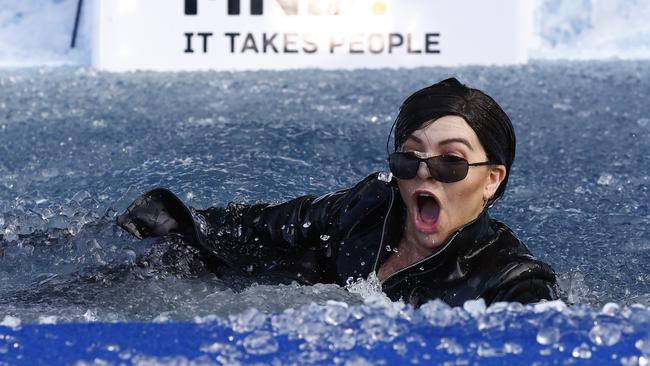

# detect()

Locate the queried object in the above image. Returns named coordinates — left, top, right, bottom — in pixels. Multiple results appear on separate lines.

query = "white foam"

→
left=0, top=315, right=21, bottom=329
left=344, top=272, right=400, bottom=315
left=463, top=298, right=487, bottom=317
left=533, top=299, right=569, bottom=313
left=37, top=315, right=58, bottom=324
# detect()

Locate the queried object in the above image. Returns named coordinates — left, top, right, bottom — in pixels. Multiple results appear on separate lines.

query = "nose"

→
left=416, top=160, right=432, bottom=180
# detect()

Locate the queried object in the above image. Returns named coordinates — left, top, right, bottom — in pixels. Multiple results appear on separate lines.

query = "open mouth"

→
left=414, top=191, right=440, bottom=231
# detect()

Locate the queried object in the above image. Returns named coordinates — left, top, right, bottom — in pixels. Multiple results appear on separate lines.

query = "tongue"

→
left=419, top=198, right=439, bottom=224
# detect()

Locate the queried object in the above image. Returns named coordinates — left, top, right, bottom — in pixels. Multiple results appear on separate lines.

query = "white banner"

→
left=92, top=0, right=532, bottom=71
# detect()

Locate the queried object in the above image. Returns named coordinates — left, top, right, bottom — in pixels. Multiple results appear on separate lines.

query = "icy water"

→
left=0, top=60, right=649, bottom=332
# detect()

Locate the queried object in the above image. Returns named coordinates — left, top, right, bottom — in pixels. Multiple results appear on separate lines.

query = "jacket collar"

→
left=377, top=187, right=495, bottom=286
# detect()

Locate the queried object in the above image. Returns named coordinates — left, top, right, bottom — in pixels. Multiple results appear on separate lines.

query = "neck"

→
left=396, top=215, right=441, bottom=265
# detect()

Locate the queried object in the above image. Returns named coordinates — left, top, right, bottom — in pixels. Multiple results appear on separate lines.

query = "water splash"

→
left=345, top=273, right=390, bottom=304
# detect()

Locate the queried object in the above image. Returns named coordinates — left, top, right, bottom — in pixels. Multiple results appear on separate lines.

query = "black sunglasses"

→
left=388, top=152, right=493, bottom=183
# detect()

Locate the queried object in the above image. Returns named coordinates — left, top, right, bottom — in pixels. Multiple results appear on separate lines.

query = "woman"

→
left=118, top=78, right=558, bottom=307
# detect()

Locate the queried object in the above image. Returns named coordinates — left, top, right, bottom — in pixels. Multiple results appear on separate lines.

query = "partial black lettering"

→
left=184, top=32, right=194, bottom=53
left=302, top=34, right=318, bottom=54
left=368, top=33, right=384, bottom=54
left=224, top=32, right=240, bottom=53
left=349, top=34, right=364, bottom=54
left=242, top=33, right=259, bottom=53
left=251, top=0, right=263, bottom=15
left=425, top=33, right=440, bottom=54
left=198, top=32, right=213, bottom=53
left=283, top=33, right=298, bottom=53
left=263, top=33, right=279, bottom=53
left=329, top=36, right=344, bottom=53
left=388, top=33, right=403, bottom=54
left=228, top=0, right=240, bottom=15
left=407, top=33, right=422, bottom=54
left=185, top=0, right=197, bottom=15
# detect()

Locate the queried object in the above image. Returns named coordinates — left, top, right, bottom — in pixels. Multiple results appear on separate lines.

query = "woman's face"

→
left=396, top=115, right=506, bottom=249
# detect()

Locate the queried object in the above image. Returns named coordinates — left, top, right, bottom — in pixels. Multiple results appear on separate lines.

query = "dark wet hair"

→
left=387, top=77, right=516, bottom=205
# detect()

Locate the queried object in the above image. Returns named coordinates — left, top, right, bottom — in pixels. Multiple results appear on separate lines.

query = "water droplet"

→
left=82, top=310, right=97, bottom=322
left=200, top=342, right=234, bottom=354
left=329, top=328, right=356, bottom=351
left=230, top=308, right=267, bottom=333
left=636, top=336, right=650, bottom=355
left=243, top=331, right=278, bottom=355
left=71, top=190, right=91, bottom=203
left=436, top=337, right=464, bottom=355
left=320, top=234, right=330, bottom=241
left=377, top=172, right=393, bottom=182
left=552, top=102, right=573, bottom=111
left=344, top=356, right=373, bottom=366
left=323, top=301, right=349, bottom=326
left=3, top=226, right=17, bottom=242
left=302, top=221, right=312, bottom=228
left=597, top=173, right=614, bottom=186
left=392, top=342, right=408, bottom=356
left=504, top=342, right=522, bottom=355
left=571, top=343, right=592, bottom=359
left=589, top=323, right=622, bottom=346
left=536, top=326, right=560, bottom=346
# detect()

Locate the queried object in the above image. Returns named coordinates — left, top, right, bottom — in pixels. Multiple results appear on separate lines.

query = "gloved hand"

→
left=117, top=188, right=196, bottom=241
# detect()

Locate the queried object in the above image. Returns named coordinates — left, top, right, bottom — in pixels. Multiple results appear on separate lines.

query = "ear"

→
left=483, top=165, right=507, bottom=201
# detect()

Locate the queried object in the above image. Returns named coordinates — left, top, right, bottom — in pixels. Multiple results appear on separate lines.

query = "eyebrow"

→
left=438, top=138, right=474, bottom=151
left=405, top=136, right=474, bottom=151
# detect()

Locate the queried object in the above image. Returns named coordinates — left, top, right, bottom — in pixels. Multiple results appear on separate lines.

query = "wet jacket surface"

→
left=117, top=172, right=559, bottom=307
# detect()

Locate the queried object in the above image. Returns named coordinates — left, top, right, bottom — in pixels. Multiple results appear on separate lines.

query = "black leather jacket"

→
left=118, top=172, right=558, bottom=307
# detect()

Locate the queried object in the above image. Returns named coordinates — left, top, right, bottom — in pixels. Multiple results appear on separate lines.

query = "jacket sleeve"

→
left=118, top=173, right=386, bottom=275
left=193, top=190, right=347, bottom=273
left=194, top=172, right=388, bottom=274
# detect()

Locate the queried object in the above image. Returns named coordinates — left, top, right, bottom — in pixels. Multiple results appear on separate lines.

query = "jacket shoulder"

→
left=481, top=222, right=559, bottom=304
left=325, top=172, right=395, bottom=215
left=484, top=262, right=559, bottom=304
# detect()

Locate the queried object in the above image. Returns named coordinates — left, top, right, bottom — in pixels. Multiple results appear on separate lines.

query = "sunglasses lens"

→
left=389, top=153, right=471, bottom=182
left=428, top=155, right=469, bottom=182
left=389, top=153, right=419, bottom=179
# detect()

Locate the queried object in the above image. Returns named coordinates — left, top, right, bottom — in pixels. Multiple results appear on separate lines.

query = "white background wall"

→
left=1, top=0, right=649, bottom=67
